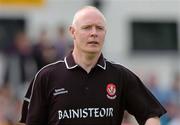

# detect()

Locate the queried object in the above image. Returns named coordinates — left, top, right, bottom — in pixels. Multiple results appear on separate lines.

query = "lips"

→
left=88, top=41, right=99, bottom=45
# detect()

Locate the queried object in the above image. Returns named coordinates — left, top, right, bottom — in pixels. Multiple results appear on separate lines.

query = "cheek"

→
left=99, top=33, right=106, bottom=42
left=78, top=33, right=88, bottom=42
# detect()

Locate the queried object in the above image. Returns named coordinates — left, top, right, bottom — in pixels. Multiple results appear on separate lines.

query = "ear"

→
left=69, top=25, right=76, bottom=39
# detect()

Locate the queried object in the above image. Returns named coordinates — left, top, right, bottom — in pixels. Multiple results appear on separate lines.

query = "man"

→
left=19, top=6, right=166, bottom=125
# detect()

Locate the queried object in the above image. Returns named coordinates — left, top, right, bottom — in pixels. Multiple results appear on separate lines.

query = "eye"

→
left=96, top=26, right=104, bottom=30
left=82, top=25, right=91, bottom=30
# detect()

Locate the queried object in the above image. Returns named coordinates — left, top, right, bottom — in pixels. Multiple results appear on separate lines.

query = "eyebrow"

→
left=81, top=24, right=105, bottom=28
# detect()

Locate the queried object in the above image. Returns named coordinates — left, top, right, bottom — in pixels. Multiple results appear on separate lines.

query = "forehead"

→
left=75, top=8, right=106, bottom=26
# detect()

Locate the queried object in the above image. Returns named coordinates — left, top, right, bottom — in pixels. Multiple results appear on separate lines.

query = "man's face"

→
left=70, top=9, right=106, bottom=54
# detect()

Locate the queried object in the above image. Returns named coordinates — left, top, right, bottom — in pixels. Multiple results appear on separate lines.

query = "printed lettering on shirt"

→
left=53, top=88, right=68, bottom=96
left=58, top=107, right=113, bottom=120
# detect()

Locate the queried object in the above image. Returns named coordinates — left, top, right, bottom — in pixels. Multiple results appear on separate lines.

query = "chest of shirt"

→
left=47, top=69, right=124, bottom=107
left=45, top=71, right=124, bottom=124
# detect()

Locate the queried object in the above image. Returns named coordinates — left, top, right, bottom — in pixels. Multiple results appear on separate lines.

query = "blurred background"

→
left=0, top=0, right=179, bottom=125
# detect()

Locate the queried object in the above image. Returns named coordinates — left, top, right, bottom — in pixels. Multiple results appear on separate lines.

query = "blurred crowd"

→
left=0, top=25, right=73, bottom=125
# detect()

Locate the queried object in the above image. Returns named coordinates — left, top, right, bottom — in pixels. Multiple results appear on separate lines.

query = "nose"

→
left=90, top=27, right=98, bottom=37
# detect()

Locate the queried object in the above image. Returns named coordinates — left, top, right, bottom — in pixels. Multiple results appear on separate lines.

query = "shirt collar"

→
left=96, top=54, right=106, bottom=70
left=64, top=52, right=106, bottom=70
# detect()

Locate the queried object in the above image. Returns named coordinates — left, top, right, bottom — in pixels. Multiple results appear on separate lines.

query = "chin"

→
left=85, top=49, right=101, bottom=54
left=82, top=46, right=102, bottom=54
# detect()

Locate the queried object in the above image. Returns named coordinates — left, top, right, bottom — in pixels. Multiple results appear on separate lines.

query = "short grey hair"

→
left=71, top=6, right=106, bottom=26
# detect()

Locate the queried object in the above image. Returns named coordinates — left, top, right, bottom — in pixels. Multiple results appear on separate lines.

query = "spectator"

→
left=33, top=29, right=57, bottom=70
left=166, top=72, right=180, bottom=124
left=0, top=85, right=20, bottom=125
left=54, top=25, right=72, bottom=60
left=3, top=31, right=36, bottom=99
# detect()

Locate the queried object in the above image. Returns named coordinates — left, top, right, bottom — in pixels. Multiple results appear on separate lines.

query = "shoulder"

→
left=35, top=60, right=65, bottom=77
left=105, top=59, right=139, bottom=80
left=31, top=60, right=65, bottom=89
left=105, top=59, right=132, bottom=73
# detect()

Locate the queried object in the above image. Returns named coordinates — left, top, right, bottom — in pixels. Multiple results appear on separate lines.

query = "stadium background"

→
left=0, top=0, right=179, bottom=125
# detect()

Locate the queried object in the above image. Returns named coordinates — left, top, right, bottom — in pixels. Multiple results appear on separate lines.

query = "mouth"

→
left=87, top=41, right=99, bottom=45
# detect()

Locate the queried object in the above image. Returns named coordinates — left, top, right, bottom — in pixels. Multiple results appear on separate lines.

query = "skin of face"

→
left=69, top=7, right=107, bottom=55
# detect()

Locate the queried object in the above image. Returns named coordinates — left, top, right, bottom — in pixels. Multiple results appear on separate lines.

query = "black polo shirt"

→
left=20, top=52, right=166, bottom=125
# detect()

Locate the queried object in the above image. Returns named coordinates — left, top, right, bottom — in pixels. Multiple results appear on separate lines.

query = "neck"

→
left=72, top=49, right=101, bottom=73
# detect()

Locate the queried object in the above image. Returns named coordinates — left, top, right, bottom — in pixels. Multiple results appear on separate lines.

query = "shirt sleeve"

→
left=19, top=80, right=33, bottom=123
left=123, top=68, right=167, bottom=125
left=26, top=71, right=49, bottom=125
